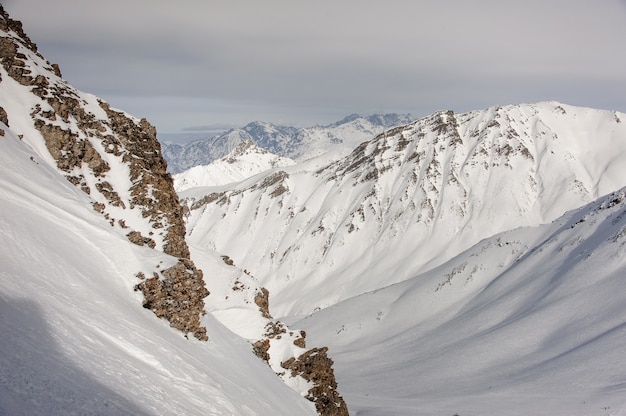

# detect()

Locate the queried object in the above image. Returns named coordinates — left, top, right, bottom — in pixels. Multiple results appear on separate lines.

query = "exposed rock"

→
left=95, top=181, right=125, bottom=207
left=0, top=6, right=210, bottom=342
left=254, top=287, right=272, bottom=319
left=222, top=255, right=235, bottom=266
left=0, top=105, right=8, bottom=126
left=126, top=231, right=156, bottom=249
left=252, top=339, right=270, bottom=363
left=293, top=330, right=307, bottom=348
left=264, top=320, right=286, bottom=339
left=282, top=347, right=349, bottom=416
left=135, top=259, right=209, bottom=341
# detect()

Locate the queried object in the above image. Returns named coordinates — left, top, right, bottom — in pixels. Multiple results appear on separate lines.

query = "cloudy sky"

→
left=4, top=0, right=626, bottom=136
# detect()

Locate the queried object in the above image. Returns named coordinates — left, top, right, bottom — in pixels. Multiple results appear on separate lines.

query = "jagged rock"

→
left=126, top=231, right=156, bottom=249
left=293, top=330, right=307, bottom=348
left=282, top=347, right=349, bottom=416
left=95, top=181, right=125, bottom=207
left=254, top=287, right=272, bottom=319
left=252, top=339, right=270, bottom=363
left=222, top=255, right=235, bottom=266
left=135, top=260, right=209, bottom=341
left=0, top=5, right=210, bottom=342
left=0, top=105, right=8, bottom=126
left=264, top=320, right=287, bottom=338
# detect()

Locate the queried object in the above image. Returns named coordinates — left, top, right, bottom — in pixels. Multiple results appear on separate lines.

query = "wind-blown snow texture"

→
left=162, top=113, right=414, bottom=174
left=0, top=127, right=316, bottom=415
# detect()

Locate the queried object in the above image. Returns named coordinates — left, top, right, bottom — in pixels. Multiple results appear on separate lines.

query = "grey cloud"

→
left=4, top=0, right=626, bottom=133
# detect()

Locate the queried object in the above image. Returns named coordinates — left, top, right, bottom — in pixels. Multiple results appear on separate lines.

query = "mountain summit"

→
left=162, top=113, right=414, bottom=173
left=182, top=101, right=626, bottom=317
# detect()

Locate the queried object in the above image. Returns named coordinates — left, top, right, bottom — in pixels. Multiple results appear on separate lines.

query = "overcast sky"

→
left=3, top=0, right=626, bottom=135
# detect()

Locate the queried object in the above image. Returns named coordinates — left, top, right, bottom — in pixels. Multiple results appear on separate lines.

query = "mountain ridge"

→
left=3, top=4, right=626, bottom=415
left=0, top=5, right=210, bottom=340
left=162, top=113, right=414, bottom=173
left=182, top=101, right=626, bottom=317
left=0, top=6, right=346, bottom=415
left=173, top=139, right=296, bottom=191
left=293, top=185, right=626, bottom=415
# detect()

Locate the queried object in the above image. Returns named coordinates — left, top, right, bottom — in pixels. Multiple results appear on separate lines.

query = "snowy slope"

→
left=0, top=8, right=331, bottom=414
left=162, top=113, right=414, bottom=173
left=182, top=102, right=626, bottom=318
left=293, top=187, right=626, bottom=415
left=0, top=127, right=316, bottom=415
left=0, top=6, right=216, bottom=342
left=173, top=139, right=296, bottom=191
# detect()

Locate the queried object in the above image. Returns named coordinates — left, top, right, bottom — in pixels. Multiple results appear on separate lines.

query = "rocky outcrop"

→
left=0, top=105, right=8, bottom=126
left=0, top=5, right=209, bottom=341
left=211, top=254, right=347, bottom=414
left=254, top=287, right=272, bottom=319
left=135, top=260, right=209, bottom=341
left=282, top=347, right=349, bottom=416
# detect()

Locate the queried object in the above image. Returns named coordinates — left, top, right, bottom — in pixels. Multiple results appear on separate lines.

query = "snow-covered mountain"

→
left=162, top=113, right=414, bottom=173
left=179, top=101, right=626, bottom=414
left=181, top=102, right=626, bottom=318
left=173, top=139, right=296, bottom=191
left=0, top=116, right=316, bottom=416
left=0, top=7, right=345, bottom=415
left=0, top=6, right=209, bottom=341
left=3, top=5, right=626, bottom=415
left=295, top=187, right=626, bottom=415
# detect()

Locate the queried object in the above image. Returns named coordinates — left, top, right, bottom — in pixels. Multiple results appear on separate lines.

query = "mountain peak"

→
left=332, top=113, right=361, bottom=126
left=162, top=113, right=416, bottom=173
left=185, top=102, right=626, bottom=316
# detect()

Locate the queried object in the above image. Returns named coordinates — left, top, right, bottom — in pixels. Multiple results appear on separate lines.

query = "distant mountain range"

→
left=161, top=113, right=414, bottom=173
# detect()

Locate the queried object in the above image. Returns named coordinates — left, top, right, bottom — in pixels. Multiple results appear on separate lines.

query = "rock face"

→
left=282, top=347, right=349, bottom=416
left=0, top=6, right=209, bottom=340
left=206, top=255, right=349, bottom=414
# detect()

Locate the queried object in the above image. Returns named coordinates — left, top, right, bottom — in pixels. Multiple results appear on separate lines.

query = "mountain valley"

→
left=1, top=6, right=626, bottom=415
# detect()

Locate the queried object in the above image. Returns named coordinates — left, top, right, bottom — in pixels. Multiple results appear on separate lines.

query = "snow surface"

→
left=293, top=188, right=626, bottom=415
left=3, top=44, right=626, bottom=415
left=173, top=140, right=296, bottom=191
left=181, top=102, right=626, bottom=318
left=178, top=101, right=626, bottom=415
left=0, top=127, right=316, bottom=415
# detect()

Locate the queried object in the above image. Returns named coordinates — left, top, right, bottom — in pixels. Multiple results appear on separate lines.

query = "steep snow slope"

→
left=293, top=187, right=626, bottom=415
left=174, top=139, right=296, bottom=191
left=0, top=8, right=343, bottom=414
left=182, top=102, right=626, bottom=317
left=0, top=7, right=210, bottom=340
left=162, top=113, right=414, bottom=173
left=0, top=128, right=316, bottom=415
